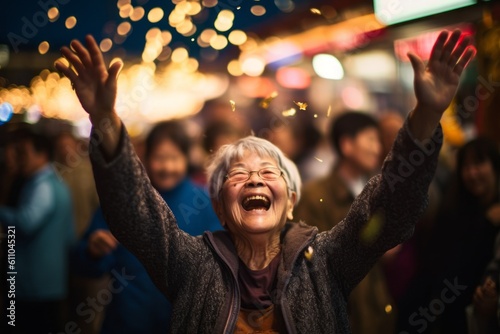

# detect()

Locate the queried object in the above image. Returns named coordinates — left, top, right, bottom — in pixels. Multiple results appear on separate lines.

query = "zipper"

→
left=280, top=237, right=315, bottom=334
left=205, top=235, right=240, bottom=333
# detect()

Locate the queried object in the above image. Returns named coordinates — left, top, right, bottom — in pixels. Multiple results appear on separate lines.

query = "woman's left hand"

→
left=408, top=30, right=475, bottom=140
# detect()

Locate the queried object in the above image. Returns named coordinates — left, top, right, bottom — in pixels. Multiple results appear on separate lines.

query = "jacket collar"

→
left=204, top=221, right=317, bottom=275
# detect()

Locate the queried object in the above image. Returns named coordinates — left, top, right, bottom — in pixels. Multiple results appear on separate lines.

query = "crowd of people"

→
left=0, top=30, right=498, bottom=334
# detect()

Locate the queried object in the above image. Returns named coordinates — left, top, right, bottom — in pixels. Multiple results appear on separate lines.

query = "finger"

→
left=85, top=35, right=107, bottom=71
left=55, top=61, right=79, bottom=84
left=440, top=29, right=462, bottom=62
left=454, top=47, right=476, bottom=76
left=70, top=39, right=93, bottom=69
left=448, top=36, right=471, bottom=67
left=429, top=31, right=449, bottom=63
left=408, top=52, right=425, bottom=75
left=60, top=46, right=85, bottom=75
left=106, top=60, right=123, bottom=90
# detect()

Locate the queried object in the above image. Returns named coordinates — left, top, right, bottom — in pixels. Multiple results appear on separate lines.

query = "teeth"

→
left=243, top=195, right=269, bottom=205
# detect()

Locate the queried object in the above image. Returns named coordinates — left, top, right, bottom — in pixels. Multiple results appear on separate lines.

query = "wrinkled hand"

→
left=55, top=35, right=123, bottom=157
left=409, top=30, right=475, bottom=116
left=88, top=229, right=119, bottom=258
left=407, top=30, right=475, bottom=140
left=473, top=277, right=499, bottom=318
left=55, top=35, right=122, bottom=122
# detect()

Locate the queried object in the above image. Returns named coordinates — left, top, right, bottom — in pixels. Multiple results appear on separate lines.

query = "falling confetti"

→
left=304, top=246, right=314, bottom=261
left=310, top=8, right=322, bottom=15
left=327, top=105, right=331, bottom=117
left=230, top=99, right=236, bottom=111
left=282, top=108, right=296, bottom=117
left=293, top=101, right=308, bottom=110
left=314, top=156, right=323, bottom=162
left=314, top=114, right=318, bottom=118
left=360, top=211, right=384, bottom=246
left=259, top=91, right=278, bottom=109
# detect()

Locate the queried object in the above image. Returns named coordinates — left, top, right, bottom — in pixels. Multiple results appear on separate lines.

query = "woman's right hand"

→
left=55, top=35, right=122, bottom=122
left=55, top=35, right=123, bottom=157
left=88, top=229, right=119, bottom=258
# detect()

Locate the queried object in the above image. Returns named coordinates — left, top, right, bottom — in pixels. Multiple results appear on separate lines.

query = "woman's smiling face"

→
left=217, top=150, right=296, bottom=237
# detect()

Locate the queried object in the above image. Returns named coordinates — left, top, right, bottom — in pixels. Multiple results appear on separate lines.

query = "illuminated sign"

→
left=374, top=0, right=476, bottom=25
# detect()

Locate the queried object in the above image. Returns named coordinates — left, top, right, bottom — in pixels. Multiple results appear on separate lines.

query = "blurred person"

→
left=0, top=127, right=75, bottom=333
left=54, top=131, right=103, bottom=334
left=421, top=137, right=500, bottom=333
left=72, top=120, right=222, bottom=333
left=294, top=111, right=397, bottom=333
left=470, top=231, right=500, bottom=333
left=54, top=131, right=99, bottom=238
left=56, top=30, right=474, bottom=333
left=0, top=133, right=25, bottom=334
left=379, top=111, right=405, bottom=162
left=190, top=120, right=250, bottom=186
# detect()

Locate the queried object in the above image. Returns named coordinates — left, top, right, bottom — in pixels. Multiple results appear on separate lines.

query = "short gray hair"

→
left=207, top=136, right=301, bottom=204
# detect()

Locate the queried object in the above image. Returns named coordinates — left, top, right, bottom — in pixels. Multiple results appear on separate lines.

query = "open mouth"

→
left=242, top=195, right=271, bottom=211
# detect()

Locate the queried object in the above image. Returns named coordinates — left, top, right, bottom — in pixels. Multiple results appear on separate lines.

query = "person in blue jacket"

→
left=72, top=120, right=222, bottom=334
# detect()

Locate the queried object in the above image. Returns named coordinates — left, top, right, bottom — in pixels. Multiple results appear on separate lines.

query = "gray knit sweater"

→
left=89, top=118, right=442, bottom=333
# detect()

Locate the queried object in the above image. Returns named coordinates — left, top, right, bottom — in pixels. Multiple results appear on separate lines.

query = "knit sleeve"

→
left=316, top=117, right=443, bottom=296
left=88, top=122, right=208, bottom=300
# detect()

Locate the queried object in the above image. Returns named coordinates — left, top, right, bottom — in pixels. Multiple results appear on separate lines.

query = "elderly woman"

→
left=56, top=30, right=474, bottom=333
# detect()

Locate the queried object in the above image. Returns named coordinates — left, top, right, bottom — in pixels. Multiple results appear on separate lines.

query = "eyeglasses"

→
left=225, top=166, right=283, bottom=183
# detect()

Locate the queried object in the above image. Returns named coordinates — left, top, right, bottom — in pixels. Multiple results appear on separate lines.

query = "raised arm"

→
left=55, top=36, right=205, bottom=298
left=318, top=30, right=475, bottom=295
left=55, top=36, right=122, bottom=158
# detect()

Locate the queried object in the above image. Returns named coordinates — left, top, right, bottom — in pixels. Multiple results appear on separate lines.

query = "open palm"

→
left=55, top=35, right=122, bottom=119
left=408, top=30, right=475, bottom=116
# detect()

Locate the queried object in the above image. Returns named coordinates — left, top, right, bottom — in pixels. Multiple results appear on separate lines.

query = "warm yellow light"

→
left=146, top=28, right=161, bottom=41
left=54, top=57, right=69, bottom=68
left=214, top=19, right=233, bottom=32
left=130, top=7, right=145, bottom=21
left=183, top=58, right=199, bottom=73
left=171, top=47, right=188, bottom=63
left=241, top=57, right=266, bottom=76
left=227, top=60, right=243, bottom=76
left=218, top=10, right=235, bottom=22
left=38, top=41, right=50, bottom=55
left=148, top=7, right=164, bottom=23
left=47, top=7, right=59, bottom=21
left=117, top=0, right=131, bottom=9
left=251, top=5, right=266, bottom=16
left=176, top=20, right=194, bottom=35
left=200, top=29, right=217, bottom=44
left=176, top=1, right=192, bottom=14
left=187, top=2, right=202, bottom=15
left=202, top=0, right=218, bottom=8
left=100, top=38, right=113, bottom=52
left=119, top=4, right=133, bottom=18
left=210, top=35, right=228, bottom=50
left=228, top=30, right=247, bottom=45
left=65, top=16, right=77, bottom=29
left=161, top=31, right=172, bottom=45
left=239, top=37, right=258, bottom=52
left=117, top=22, right=132, bottom=36
left=169, top=9, right=185, bottom=27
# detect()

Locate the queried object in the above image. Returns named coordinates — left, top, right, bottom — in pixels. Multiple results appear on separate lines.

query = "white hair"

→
left=207, top=136, right=301, bottom=205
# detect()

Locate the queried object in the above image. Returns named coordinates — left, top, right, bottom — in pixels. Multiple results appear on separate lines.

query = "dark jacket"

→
left=72, top=178, right=222, bottom=334
left=89, top=118, right=442, bottom=333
